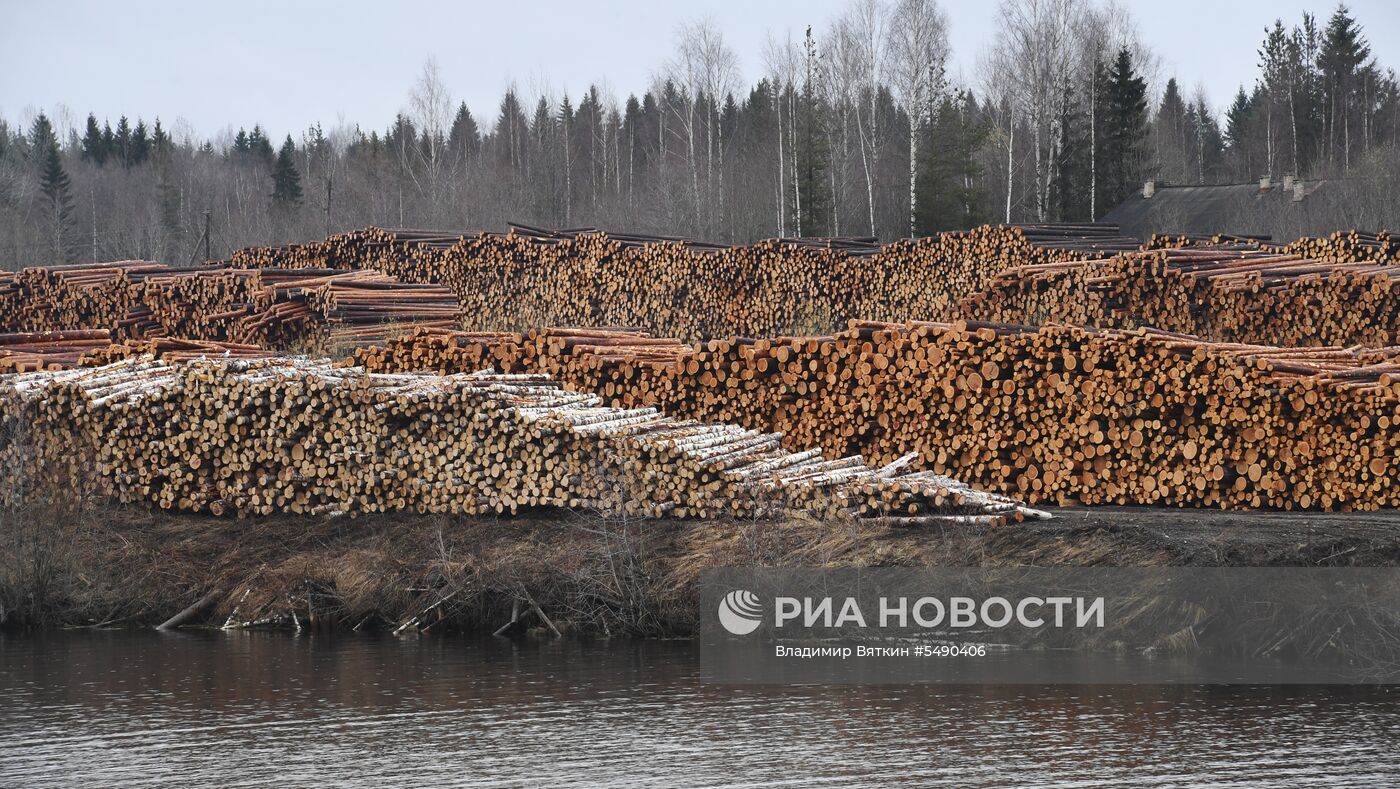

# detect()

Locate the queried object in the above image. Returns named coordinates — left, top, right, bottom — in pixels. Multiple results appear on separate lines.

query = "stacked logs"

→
left=966, top=245, right=1399, bottom=347
left=228, top=224, right=1139, bottom=340
left=1272, top=229, right=1400, bottom=264
left=0, top=356, right=1045, bottom=526
left=354, top=322, right=1400, bottom=511
left=78, top=337, right=271, bottom=367
left=0, top=331, right=117, bottom=372
left=0, top=330, right=271, bottom=373
left=0, top=261, right=461, bottom=349
left=226, top=223, right=1398, bottom=346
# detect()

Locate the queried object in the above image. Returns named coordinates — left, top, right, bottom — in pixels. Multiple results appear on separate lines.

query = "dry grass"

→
left=3, top=498, right=1399, bottom=635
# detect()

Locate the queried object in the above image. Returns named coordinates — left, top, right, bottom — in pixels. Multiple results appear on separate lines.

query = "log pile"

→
left=1144, top=229, right=1400, bottom=264
left=226, top=223, right=1398, bottom=347
left=228, top=224, right=1138, bottom=340
left=0, top=331, right=117, bottom=372
left=0, top=261, right=461, bottom=350
left=354, top=322, right=1400, bottom=511
left=1271, top=229, right=1400, bottom=264
left=0, top=330, right=271, bottom=373
left=965, top=245, right=1399, bottom=347
left=0, top=356, right=1046, bottom=526
left=79, top=337, right=271, bottom=367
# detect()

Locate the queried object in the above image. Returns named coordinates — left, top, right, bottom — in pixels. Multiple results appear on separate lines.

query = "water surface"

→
left=2, top=632, right=1398, bottom=787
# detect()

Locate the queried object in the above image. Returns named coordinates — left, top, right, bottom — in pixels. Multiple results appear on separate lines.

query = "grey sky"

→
left=3, top=0, right=1398, bottom=142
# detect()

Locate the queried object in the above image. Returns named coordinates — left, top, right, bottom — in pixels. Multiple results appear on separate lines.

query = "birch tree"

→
left=820, top=23, right=855, bottom=235
left=670, top=17, right=738, bottom=235
left=408, top=57, right=453, bottom=212
left=833, top=0, right=888, bottom=236
left=886, top=0, right=949, bottom=237
left=763, top=31, right=801, bottom=236
left=988, top=0, right=1080, bottom=222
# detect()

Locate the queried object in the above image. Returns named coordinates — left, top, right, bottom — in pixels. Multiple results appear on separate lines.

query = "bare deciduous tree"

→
left=408, top=57, right=453, bottom=215
left=887, top=0, right=950, bottom=237
left=763, top=30, right=801, bottom=236
left=669, top=17, right=739, bottom=235
left=987, top=0, right=1081, bottom=222
left=831, top=0, right=888, bottom=236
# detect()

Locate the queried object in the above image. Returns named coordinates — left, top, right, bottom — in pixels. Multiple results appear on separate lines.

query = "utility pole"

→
left=203, top=210, right=211, bottom=261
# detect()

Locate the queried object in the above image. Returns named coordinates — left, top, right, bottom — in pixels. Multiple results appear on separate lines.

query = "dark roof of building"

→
left=1103, top=179, right=1332, bottom=240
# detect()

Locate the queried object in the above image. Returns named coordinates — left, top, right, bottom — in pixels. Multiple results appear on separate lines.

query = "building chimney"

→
left=1292, top=179, right=1306, bottom=202
left=1259, top=175, right=1272, bottom=191
left=1142, top=180, right=1156, bottom=199
left=1283, top=174, right=1295, bottom=191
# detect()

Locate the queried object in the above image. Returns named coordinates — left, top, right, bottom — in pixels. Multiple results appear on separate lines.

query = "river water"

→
left=2, top=631, right=1399, bottom=787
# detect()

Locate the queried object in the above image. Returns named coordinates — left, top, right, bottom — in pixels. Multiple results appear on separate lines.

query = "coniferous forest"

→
left=2, top=1, right=1396, bottom=267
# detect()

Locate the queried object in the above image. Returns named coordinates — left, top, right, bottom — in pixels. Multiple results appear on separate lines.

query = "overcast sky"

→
left=3, top=0, right=1398, bottom=142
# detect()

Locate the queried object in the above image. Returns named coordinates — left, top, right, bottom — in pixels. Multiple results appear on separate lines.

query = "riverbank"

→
left=4, top=503, right=1400, bottom=635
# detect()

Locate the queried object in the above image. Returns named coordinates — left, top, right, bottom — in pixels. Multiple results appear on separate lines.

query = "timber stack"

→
left=0, top=261, right=461, bottom=349
left=0, top=330, right=117, bottom=372
left=965, top=244, right=1399, bottom=347
left=0, top=330, right=269, bottom=373
left=228, top=223, right=1139, bottom=340
left=226, top=223, right=1396, bottom=346
left=1145, top=229, right=1400, bottom=264
left=355, top=321, right=1400, bottom=511
left=1269, top=229, right=1399, bottom=264
left=0, top=356, right=1045, bottom=526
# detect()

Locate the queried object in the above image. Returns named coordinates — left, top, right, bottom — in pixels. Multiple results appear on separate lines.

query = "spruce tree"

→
left=29, top=112, right=56, bottom=158
left=271, top=135, right=303, bottom=206
left=31, top=114, right=75, bottom=261
left=114, top=116, right=132, bottom=167
left=130, top=120, right=150, bottom=165
left=1191, top=96, right=1226, bottom=182
left=1318, top=4, right=1370, bottom=168
left=1103, top=48, right=1148, bottom=208
left=81, top=114, right=107, bottom=165
left=1225, top=86, right=1253, bottom=148
left=1052, top=82, right=1091, bottom=221
left=249, top=126, right=275, bottom=164
left=447, top=102, right=481, bottom=168
left=916, top=91, right=989, bottom=232
left=558, top=95, right=575, bottom=225
left=151, top=118, right=171, bottom=158
left=41, top=144, right=74, bottom=249
left=1155, top=78, right=1189, bottom=181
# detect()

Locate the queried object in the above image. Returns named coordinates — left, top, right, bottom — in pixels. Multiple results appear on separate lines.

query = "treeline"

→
left=1, top=1, right=1396, bottom=268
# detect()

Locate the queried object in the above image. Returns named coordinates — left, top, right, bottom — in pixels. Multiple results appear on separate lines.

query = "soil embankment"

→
left=3, top=504, right=1399, bottom=635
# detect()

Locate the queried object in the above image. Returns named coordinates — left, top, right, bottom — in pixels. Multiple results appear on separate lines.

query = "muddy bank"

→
left=3, top=503, right=1400, bottom=634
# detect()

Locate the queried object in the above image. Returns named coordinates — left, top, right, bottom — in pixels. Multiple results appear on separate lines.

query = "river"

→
left=2, top=631, right=1398, bottom=787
